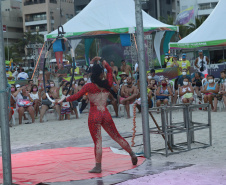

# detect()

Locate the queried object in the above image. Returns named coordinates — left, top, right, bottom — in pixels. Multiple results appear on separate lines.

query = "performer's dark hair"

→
left=91, top=64, right=111, bottom=91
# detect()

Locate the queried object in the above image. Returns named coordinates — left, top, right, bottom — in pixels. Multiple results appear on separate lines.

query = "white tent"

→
left=46, top=0, right=177, bottom=40
left=170, top=0, right=226, bottom=50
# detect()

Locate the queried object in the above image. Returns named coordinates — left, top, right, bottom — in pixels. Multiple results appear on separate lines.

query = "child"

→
left=61, top=87, right=71, bottom=120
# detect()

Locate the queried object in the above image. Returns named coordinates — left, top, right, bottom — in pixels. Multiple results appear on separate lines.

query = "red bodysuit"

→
left=66, top=63, right=132, bottom=163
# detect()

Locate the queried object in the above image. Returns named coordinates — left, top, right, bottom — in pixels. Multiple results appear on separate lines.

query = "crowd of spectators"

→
left=6, top=53, right=226, bottom=126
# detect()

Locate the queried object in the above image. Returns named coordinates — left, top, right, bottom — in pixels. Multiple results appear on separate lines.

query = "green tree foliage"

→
left=11, top=31, right=44, bottom=64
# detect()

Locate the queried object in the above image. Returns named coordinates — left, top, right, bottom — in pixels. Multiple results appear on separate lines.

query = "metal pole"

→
left=6, top=25, right=9, bottom=61
left=0, top=1, right=13, bottom=184
left=134, top=0, right=151, bottom=158
left=60, top=0, right=62, bottom=25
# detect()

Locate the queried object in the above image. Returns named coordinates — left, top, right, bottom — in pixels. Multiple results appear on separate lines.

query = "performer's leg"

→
left=88, top=113, right=102, bottom=173
left=102, top=111, right=138, bottom=165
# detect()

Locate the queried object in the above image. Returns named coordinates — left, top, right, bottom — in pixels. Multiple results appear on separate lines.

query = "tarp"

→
left=46, top=0, right=177, bottom=40
left=0, top=147, right=144, bottom=185
left=169, top=0, right=226, bottom=50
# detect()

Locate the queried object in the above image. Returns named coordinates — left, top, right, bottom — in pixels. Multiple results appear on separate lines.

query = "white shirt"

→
left=12, top=71, right=18, bottom=80
left=17, top=72, right=29, bottom=80
left=61, top=95, right=70, bottom=108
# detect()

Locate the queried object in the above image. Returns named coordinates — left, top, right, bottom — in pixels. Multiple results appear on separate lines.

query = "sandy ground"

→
left=1, top=107, right=226, bottom=184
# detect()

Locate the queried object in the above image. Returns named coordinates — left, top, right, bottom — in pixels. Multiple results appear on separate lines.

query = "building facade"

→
left=22, top=0, right=75, bottom=35
left=180, top=0, right=219, bottom=19
left=74, top=0, right=179, bottom=20
left=1, top=0, right=23, bottom=46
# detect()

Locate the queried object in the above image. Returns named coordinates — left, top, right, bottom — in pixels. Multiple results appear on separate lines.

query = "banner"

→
left=154, top=31, right=165, bottom=67
left=175, top=6, right=195, bottom=26
left=85, top=38, right=94, bottom=65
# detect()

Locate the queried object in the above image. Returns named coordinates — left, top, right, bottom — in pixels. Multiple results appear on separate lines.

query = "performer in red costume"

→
left=56, top=57, right=137, bottom=173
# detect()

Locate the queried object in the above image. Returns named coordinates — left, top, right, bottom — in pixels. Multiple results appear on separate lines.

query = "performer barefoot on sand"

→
left=56, top=57, right=138, bottom=173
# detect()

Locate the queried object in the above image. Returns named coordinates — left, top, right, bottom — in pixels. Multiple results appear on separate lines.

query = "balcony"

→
left=25, top=20, right=47, bottom=26
left=24, top=0, right=46, bottom=6
left=198, top=8, right=214, bottom=16
left=25, top=16, right=46, bottom=22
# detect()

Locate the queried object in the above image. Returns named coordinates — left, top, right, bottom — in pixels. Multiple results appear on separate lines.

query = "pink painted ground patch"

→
left=0, top=147, right=145, bottom=185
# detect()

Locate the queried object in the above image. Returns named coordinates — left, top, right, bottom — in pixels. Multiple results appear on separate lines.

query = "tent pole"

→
left=208, top=49, right=211, bottom=75
left=223, top=47, right=225, bottom=69
left=135, top=0, right=151, bottom=159
left=0, top=2, right=13, bottom=184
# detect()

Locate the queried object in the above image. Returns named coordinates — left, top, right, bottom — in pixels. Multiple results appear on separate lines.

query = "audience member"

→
left=45, top=67, right=51, bottom=81
left=57, top=64, right=68, bottom=83
left=179, top=53, right=190, bottom=76
left=61, top=87, right=71, bottom=120
left=195, top=50, right=209, bottom=77
left=120, top=60, right=132, bottom=77
left=179, top=78, right=194, bottom=103
left=201, top=75, right=219, bottom=111
left=13, top=85, right=35, bottom=124
left=192, top=72, right=203, bottom=97
left=17, top=68, right=29, bottom=80
left=120, top=77, right=138, bottom=118
left=150, top=69, right=160, bottom=84
left=30, top=85, right=41, bottom=118
left=28, top=68, right=33, bottom=79
left=164, top=53, right=173, bottom=68
left=39, top=86, right=61, bottom=122
left=156, top=79, right=172, bottom=107
left=110, top=61, right=118, bottom=77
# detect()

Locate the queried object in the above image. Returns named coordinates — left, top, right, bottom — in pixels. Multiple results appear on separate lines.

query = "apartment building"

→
left=22, top=0, right=75, bottom=35
left=74, top=0, right=178, bottom=20
left=180, top=0, right=219, bottom=18
left=1, top=0, right=23, bottom=46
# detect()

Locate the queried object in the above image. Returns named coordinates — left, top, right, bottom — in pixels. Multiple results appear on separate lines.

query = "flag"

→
left=175, top=6, right=195, bottom=26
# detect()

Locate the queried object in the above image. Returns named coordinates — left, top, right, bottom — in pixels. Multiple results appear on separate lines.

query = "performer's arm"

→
left=104, top=61, right=113, bottom=87
left=66, top=83, right=90, bottom=102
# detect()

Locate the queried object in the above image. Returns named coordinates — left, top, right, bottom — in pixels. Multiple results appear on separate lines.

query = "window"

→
left=177, top=0, right=180, bottom=6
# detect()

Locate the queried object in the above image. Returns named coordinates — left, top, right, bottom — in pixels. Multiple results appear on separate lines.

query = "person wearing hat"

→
left=164, top=52, right=173, bottom=68
left=120, top=59, right=132, bottom=77
left=6, top=67, right=13, bottom=80
left=118, top=72, right=129, bottom=86
left=195, top=50, right=209, bottom=77
left=170, top=55, right=179, bottom=68
left=178, top=53, right=191, bottom=76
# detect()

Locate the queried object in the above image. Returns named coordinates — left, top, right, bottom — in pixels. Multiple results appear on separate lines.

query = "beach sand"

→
left=1, top=108, right=226, bottom=184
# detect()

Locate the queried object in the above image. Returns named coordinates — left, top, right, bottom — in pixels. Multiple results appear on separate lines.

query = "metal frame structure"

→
left=149, top=104, right=212, bottom=156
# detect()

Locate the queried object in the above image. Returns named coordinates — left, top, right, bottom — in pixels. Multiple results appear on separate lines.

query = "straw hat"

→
left=119, top=72, right=128, bottom=77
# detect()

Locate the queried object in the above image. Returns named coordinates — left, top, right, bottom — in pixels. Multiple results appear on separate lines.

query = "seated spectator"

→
left=40, top=86, right=61, bottom=122
left=219, top=81, right=226, bottom=109
left=27, top=80, right=34, bottom=92
left=156, top=79, right=172, bottom=107
left=150, top=69, right=160, bottom=85
left=60, top=87, right=71, bottom=120
left=120, top=77, right=138, bottom=118
left=174, top=68, right=192, bottom=104
left=17, top=68, right=28, bottom=80
left=8, top=107, right=14, bottom=127
left=107, top=93, right=119, bottom=117
left=201, top=75, right=219, bottom=111
left=30, top=85, right=41, bottom=118
left=219, top=70, right=226, bottom=85
left=76, top=78, right=88, bottom=113
left=13, top=85, right=35, bottom=124
left=192, top=72, right=203, bottom=98
left=37, top=70, right=46, bottom=92
left=179, top=78, right=194, bottom=103
left=148, top=79, right=157, bottom=95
